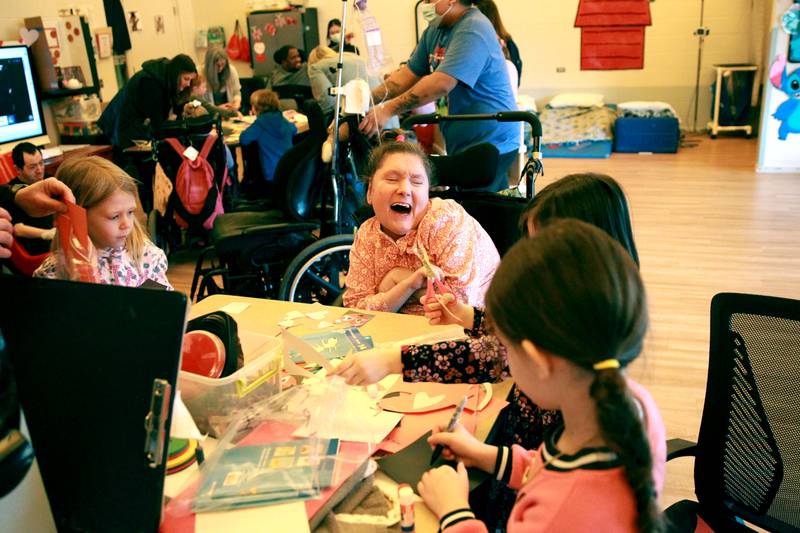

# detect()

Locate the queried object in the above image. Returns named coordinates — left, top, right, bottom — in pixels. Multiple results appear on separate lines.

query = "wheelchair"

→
left=190, top=101, right=331, bottom=301
left=277, top=111, right=544, bottom=304
left=191, top=109, right=543, bottom=305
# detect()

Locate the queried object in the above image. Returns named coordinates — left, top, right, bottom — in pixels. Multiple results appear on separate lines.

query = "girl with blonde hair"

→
left=34, top=156, right=172, bottom=289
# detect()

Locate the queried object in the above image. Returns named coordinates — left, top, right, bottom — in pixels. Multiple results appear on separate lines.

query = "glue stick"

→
left=398, top=483, right=415, bottom=532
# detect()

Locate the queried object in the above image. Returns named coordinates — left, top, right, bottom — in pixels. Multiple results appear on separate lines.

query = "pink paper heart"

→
left=19, top=28, right=39, bottom=47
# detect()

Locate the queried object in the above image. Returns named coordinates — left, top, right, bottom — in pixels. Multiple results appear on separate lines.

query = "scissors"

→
left=417, top=245, right=452, bottom=301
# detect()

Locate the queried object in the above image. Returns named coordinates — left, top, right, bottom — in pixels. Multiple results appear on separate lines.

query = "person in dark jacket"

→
left=99, top=54, right=197, bottom=150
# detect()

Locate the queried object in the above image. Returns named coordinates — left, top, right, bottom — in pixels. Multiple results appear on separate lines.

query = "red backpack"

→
left=165, top=133, right=227, bottom=230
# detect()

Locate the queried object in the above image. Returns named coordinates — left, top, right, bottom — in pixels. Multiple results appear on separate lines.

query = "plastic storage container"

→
left=614, top=117, right=680, bottom=153
left=179, top=334, right=282, bottom=436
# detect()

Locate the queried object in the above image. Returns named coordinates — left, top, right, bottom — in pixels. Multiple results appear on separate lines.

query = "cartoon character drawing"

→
left=313, top=337, right=338, bottom=354
left=770, top=54, right=800, bottom=140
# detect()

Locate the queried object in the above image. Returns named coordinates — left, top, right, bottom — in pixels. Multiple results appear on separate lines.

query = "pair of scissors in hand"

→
left=417, top=245, right=452, bottom=301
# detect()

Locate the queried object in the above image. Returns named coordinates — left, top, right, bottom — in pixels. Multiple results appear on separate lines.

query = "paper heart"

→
left=19, top=28, right=39, bottom=47
left=413, top=391, right=446, bottom=410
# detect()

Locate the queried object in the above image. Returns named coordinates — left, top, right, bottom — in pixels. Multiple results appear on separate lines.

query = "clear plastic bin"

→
left=179, top=334, right=282, bottom=436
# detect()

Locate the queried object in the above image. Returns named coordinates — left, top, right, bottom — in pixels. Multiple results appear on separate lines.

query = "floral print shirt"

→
left=343, top=198, right=500, bottom=315
left=34, top=241, right=173, bottom=290
left=400, top=308, right=561, bottom=531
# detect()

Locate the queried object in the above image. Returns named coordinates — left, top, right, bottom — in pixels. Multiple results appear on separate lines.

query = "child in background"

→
left=417, top=219, right=665, bottom=533
left=181, top=100, right=236, bottom=174
left=186, top=75, right=241, bottom=120
left=239, top=89, right=296, bottom=184
left=342, top=141, right=500, bottom=315
left=33, top=157, right=173, bottom=289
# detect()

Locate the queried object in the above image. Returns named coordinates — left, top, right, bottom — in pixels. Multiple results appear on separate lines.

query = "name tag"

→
left=183, top=146, right=199, bottom=162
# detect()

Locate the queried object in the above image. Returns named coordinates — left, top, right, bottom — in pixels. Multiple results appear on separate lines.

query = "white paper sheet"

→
left=292, top=386, right=403, bottom=444
left=218, top=301, right=250, bottom=315
left=195, top=501, right=310, bottom=533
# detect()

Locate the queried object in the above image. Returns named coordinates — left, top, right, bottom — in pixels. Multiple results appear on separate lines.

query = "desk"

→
left=222, top=110, right=309, bottom=148
left=43, top=144, right=113, bottom=176
left=163, top=295, right=505, bottom=533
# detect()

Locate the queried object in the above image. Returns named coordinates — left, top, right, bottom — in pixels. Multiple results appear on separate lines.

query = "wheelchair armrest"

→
left=241, top=222, right=318, bottom=236
left=667, top=438, right=698, bottom=461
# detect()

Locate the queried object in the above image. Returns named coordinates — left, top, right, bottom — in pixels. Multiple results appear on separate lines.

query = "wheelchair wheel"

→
left=278, top=234, right=354, bottom=304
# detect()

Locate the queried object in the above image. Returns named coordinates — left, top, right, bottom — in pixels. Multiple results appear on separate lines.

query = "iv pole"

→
left=329, top=0, right=350, bottom=233
left=692, top=0, right=709, bottom=132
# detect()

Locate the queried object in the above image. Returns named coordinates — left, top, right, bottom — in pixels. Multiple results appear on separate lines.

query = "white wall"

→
left=187, top=0, right=763, bottom=130
left=7, top=1, right=766, bottom=136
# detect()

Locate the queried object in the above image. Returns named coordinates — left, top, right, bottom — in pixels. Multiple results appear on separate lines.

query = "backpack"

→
left=165, top=133, right=227, bottom=231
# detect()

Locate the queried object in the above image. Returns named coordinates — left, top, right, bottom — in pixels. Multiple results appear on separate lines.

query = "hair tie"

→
left=396, top=134, right=406, bottom=142
left=593, top=359, right=620, bottom=371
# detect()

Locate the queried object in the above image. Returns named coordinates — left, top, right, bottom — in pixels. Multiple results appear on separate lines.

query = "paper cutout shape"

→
left=285, top=311, right=305, bottom=320
left=316, top=321, right=333, bottom=329
left=379, top=382, right=492, bottom=414
left=378, top=430, right=488, bottom=490
left=55, top=202, right=97, bottom=282
left=413, top=392, right=446, bottom=410
left=379, top=396, right=508, bottom=455
left=19, top=28, right=39, bottom=46
left=219, top=302, right=250, bottom=315
left=334, top=311, right=374, bottom=328
left=306, top=311, right=328, bottom=320
left=278, top=319, right=296, bottom=328
left=574, top=0, right=652, bottom=70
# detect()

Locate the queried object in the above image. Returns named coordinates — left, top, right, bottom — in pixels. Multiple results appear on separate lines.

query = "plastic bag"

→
left=54, top=202, right=98, bottom=282
left=227, top=20, right=243, bottom=60
left=165, top=377, right=373, bottom=516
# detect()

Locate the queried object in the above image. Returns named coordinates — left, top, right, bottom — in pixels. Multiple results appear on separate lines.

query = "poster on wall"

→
left=128, top=11, right=142, bottom=33
left=574, top=0, right=652, bottom=70
left=768, top=54, right=800, bottom=141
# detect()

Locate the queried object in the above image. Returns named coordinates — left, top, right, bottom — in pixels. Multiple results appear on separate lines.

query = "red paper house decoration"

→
left=575, top=0, right=652, bottom=70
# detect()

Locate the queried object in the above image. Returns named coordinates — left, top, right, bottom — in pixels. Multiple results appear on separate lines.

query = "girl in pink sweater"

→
left=417, top=219, right=665, bottom=533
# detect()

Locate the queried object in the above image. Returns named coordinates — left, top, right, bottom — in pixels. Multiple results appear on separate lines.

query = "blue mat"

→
left=542, top=140, right=613, bottom=159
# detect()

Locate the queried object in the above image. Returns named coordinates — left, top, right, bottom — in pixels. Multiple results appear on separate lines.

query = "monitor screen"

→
left=0, top=45, right=47, bottom=146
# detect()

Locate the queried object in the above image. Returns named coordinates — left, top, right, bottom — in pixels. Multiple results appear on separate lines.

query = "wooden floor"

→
left=167, top=136, right=800, bottom=509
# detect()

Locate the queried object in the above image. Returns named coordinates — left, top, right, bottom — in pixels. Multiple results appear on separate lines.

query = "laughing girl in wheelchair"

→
left=342, top=141, right=500, bottom=315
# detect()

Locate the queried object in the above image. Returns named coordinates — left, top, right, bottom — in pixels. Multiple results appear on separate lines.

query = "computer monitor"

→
left=0, top=45, right=50, bottom=153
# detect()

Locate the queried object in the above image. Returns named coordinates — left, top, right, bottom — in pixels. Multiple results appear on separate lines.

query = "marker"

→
left=430, top=395, right=468, bottom=465
left=398, top=483, right=415, bottom=533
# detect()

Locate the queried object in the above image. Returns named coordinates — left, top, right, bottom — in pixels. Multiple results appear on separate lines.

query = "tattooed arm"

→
left=360, top=71, right=457, bottom=137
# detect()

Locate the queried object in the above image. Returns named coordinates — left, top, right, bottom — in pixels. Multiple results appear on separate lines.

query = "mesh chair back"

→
left=697, top=293, right=800, bottom=532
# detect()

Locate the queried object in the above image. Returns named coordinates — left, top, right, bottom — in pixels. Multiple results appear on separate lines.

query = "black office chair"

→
left=273, top=84, right=313, bottom=110
left=239, top=76, right=268, bottom=116
left=665, top=292, right=800, bottom=533
left=190, top=101, right=328, bottom=301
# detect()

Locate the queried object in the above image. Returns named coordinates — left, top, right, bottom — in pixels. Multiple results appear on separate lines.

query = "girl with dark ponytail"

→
left=417, top=219, right=665, bottom=533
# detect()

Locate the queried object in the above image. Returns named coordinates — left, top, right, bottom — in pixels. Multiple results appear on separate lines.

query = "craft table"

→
left=162, top=295, right=511, bottom=533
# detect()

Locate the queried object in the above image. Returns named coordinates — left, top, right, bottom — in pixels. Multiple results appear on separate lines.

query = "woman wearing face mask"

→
left=360, top=0, right=518, bottom=192
left=327, top=18, right=360, bottom=55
